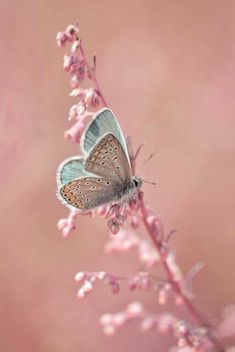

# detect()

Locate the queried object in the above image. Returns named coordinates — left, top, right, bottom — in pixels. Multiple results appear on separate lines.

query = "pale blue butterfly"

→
left=56, top=108, right=142, bottom=210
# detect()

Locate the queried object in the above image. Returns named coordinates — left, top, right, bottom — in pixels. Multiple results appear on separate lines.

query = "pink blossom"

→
left=57, top=211, right=78, bottom=237
left=64, top=120, right=85, bottom=143
left=65, top=24, right=79, bottom=41
left=56, top=31, right=68, bottom=48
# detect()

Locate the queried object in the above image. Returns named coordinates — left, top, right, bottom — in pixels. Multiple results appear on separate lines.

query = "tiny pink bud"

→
left=65, top=24, right=79, bottom=41
left=97, top=271, right=106, bottom=280
left=77, top=289, right=86, bottom=299
left=64, top=120, right=85, bottom=143
left=141, top=317, right=155, bottom=332
left=70, top=75, right=81, bottom=89
left=84, top=88, right=95, bottom=105
left=71, top=39, right=80, bottom=53
left=100, top=314, right=113, bottom=325
left=131, top=215, right=139, bottom=229
left=113, top=313, right=126, bottom=327
left=158, top=289, right=167, bottom=305
left=107, top=218, right=120, bottom=235
left=83, top=280, right=93, bottom=293
left=56, top=31, right=68, bottom=48
left=110, top=281, right=120, bottom=294
left=69, top=88, right=85, bottom=98
left=57, top=219, right=67, bottom=230
left=63, top=55, right=74, bottom=71
left=69, top=104, right=78, bottom=119
left=76, top=101, right=87, bottom=116
left=103, top=324, right=116, bottom=336
left=128, top=277, right=138, bottom=291
left=75, top=272, right=85, bottom=282
left=126, top=302, right=143, bottom=317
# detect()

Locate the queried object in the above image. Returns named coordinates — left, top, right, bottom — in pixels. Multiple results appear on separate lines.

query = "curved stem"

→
left=139, top=195, right=224, bottom=352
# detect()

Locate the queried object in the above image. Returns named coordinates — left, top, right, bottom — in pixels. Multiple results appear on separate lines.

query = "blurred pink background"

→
left=1, top=0, right=235, bottom=351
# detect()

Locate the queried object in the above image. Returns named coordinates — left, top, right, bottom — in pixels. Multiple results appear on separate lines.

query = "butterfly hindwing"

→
left=60, top=177, right=122, bottom=209
left=57, top=156, right=92, bottom=186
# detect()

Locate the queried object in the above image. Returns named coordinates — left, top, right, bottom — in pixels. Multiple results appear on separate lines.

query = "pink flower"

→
left=56, top=31, right=68, bottom=48
left=57, top=212, right=77, bottom=237
left=65, top=24, right=79, bottom=41
left=64, top=120, right=85, bottom=143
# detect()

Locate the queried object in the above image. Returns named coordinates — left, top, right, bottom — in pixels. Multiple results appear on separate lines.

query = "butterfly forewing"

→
left=85, top=133, right=132, bottom=184
left=82, top=108, right=130, bottom=166
left=60, top=177, right=122, bottom=209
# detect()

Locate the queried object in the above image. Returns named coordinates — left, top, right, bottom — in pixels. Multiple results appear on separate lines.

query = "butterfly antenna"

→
left=142, top=179, right=156, bottom=186
left=138, top=153, right=154, bottom=172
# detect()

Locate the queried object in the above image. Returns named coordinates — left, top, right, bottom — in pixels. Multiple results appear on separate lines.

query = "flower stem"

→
left=79, top=41, right=108, bottom=107
left=139, top=195, right=224, bottom=352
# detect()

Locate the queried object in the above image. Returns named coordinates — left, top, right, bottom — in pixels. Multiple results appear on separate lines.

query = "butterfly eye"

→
left=133, top=179, right=139, bottom=187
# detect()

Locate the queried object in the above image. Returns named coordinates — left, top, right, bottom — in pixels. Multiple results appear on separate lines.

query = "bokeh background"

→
left=1, top=0, right=235, bottom=351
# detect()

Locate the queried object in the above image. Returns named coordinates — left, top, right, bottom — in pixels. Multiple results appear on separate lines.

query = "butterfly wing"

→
left=57, top=110, right=134, bottom=210
left=57, top=157, right=87, bottom=186
left=85, top=133, right=132, bottom=185
left=81, top=108, right=131, bottom=166
left=60, top=177, right=122, bottom=209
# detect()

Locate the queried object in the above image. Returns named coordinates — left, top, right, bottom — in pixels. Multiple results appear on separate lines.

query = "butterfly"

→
left=56, top=108, right=142, bottom=210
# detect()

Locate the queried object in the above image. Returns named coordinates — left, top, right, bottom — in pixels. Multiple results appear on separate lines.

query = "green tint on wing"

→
left=81, top=108, right=130, bottom=165
left=57, top=157, right=91, bottom=186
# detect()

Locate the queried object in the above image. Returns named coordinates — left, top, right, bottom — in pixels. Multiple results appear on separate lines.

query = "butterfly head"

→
left=132, top=176, right=142, bottom=189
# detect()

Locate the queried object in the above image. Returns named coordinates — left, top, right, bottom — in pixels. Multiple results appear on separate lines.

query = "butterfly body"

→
left=57, top=109, right=142, bottom=210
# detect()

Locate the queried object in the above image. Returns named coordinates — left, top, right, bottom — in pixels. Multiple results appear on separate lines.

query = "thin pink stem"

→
left=79, top=41, right=108, bottom=107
